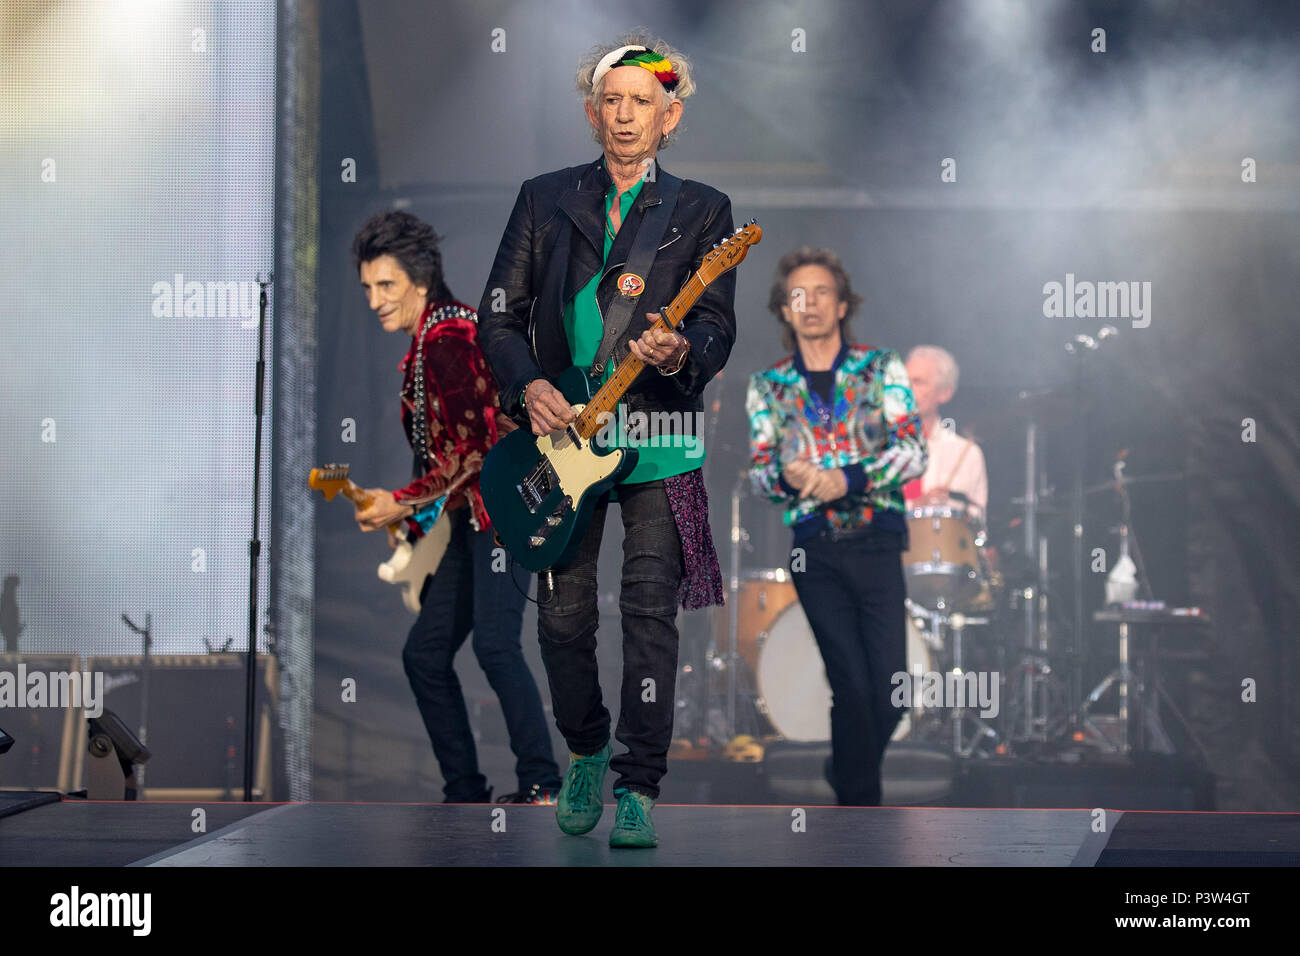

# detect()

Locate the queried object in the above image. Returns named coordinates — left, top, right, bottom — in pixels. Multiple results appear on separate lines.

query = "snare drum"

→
left=902, top=505, right=986, bottom=610
left=755, top=602, right=932, bottom=743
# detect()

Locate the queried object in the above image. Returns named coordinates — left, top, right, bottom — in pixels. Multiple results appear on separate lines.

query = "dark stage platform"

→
left=2, top=798, right=1296, bottom=867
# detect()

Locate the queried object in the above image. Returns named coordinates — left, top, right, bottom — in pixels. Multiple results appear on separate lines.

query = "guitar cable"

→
left=507, top=554, right=555, bottom=608
left=493, top=526, right=554, bottom=607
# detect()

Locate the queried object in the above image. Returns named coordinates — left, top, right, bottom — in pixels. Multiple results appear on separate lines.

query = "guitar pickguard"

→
left=514, top=403, right=626, bottom=550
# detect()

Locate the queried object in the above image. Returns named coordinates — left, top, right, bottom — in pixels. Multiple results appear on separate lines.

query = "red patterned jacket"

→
left=392, top=300, right=515, bottom=534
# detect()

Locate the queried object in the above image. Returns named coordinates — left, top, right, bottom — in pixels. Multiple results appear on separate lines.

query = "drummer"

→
left=903, top=346, right=988, bottom=523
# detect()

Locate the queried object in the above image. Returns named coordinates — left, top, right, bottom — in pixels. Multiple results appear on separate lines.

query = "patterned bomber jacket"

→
left=746, top=343, right=928, bottom=540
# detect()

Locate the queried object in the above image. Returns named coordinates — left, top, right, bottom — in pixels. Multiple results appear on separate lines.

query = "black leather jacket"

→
left=477, top=155, right=737, bottom=428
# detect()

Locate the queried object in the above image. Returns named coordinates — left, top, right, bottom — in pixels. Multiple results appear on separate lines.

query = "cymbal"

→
left=1010, top=472, right=1187, bottom=511
left=1008, top=389, right=1077, bottom=422
left=1083, top=472, right=1187, bottom=496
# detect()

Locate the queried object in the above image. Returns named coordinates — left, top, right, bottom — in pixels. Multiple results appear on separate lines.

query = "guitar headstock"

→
left=698, top=220, right=762, bottom=285
left=308, top=463, right=352, bottom=501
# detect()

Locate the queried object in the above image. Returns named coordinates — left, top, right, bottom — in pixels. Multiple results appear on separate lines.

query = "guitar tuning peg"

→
left=712, top=242, right=719, bottom=249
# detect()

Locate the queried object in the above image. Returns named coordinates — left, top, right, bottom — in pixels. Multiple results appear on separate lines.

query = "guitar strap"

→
left=587, top=173, right=682, bottom=387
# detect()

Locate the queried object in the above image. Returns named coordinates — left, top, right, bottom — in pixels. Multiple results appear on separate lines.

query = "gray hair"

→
left=575, top=29, right=696, bottom=150
left=906, top=345, right=960, bottom=393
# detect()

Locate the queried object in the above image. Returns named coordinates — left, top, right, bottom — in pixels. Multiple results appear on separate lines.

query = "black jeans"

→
left=789, top=526, right=908, bottom=806
left=537, top=479, right=683, bottom=799
left=403, top=507, right=561, bottom=801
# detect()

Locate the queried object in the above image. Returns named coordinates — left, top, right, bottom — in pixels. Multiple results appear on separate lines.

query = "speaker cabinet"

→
left=83, top=654, right=279, bottom=800
left=0, top=654, right=84, bottom=792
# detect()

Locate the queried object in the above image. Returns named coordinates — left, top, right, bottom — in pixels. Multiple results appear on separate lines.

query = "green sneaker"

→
left=609, top=788, right=657, bottom=848
left=555, top=743, right=612, bottom=835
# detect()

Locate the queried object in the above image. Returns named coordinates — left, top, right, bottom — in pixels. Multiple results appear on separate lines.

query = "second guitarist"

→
left=351, top=210, right=561, bottom=805
left=477, top=33, right=734, bottom=848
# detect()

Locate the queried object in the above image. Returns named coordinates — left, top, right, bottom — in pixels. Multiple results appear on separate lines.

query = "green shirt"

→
left=562, top=174, right=703, bottom=483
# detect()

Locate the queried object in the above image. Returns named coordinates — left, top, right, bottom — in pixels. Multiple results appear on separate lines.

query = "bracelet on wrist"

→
left=656, top=339, right=690, bottom=376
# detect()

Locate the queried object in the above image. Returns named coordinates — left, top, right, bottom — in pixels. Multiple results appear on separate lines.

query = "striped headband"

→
left=591, top=44, right=680, bottom=93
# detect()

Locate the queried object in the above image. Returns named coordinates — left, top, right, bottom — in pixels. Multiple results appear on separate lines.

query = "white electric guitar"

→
left=309, top=464, right=449, bottom=613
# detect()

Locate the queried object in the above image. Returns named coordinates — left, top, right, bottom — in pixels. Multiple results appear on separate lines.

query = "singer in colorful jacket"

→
left=747, top=346, right=927, bottom=541
left=746, top=246, right=927, bottom=808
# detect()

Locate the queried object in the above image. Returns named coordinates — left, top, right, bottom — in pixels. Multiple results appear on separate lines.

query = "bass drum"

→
left=756, top=602, right=931, bottom=743
left=713, top=568, right=799, bottom=675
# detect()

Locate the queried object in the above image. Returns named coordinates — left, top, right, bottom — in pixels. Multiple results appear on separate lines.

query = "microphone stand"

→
left=121, top=612, right=152, bottom=793
left=243, top=272, right=273, bottom=801
left=693, top=374, right=726, bottom=746
left=1111, top=459, right=1156, bottom=603
left=1062, top=327, right=1118, bottom=733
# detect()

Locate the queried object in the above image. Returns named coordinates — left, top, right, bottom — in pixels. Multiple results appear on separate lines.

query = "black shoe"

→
left=444, top=786, right=493, bottom=804
left=496, top=783, right=559, bottom=805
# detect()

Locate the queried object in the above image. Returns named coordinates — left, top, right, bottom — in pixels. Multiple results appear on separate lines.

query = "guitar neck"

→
left=308, top=466, right=407, bottom=535
left=337, top=480, right=372, bottom=510
left=574, top=272, right=709, bottom=438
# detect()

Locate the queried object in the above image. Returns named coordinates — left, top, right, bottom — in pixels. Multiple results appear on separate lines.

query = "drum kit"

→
left=687, top=479, right=1004, bottom=758
left=676, top=397, right=1192, bottom=765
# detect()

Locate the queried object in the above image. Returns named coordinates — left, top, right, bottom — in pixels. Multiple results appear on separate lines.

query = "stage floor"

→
left=3, top=799, right=1295, bottom=866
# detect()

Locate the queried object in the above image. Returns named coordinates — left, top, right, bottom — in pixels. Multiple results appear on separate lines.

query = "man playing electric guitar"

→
left=477, top=33, right=735, bottom=847
left=350, top=210, right=560, bottom=804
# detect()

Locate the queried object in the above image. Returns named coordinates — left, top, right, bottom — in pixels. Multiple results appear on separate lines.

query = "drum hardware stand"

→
left=723, top=472, right=748, bottom=740
left=1076, top=457, right=1143, bottom=753
left=1011, top=405, right=1056, bottom=743
left=1074, top=453, right=1207, bottom=758
left=1078, top=623, right=1134, bottom=753
left=905, top=599, right=945, bottom=656
left=908, top=601, right=998, bottom=756
left=941, top=607, right=998, bottom=757
left=1023, top=414, right=1041, bottom=742
left=707, top=470, right=760, bottom=749
left=1080, top=616, right=1207, bottom=757
left=692, top=377, right=728, bottom=748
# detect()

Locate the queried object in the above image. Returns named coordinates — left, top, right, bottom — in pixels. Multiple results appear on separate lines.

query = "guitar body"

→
left=308, top=463, right=451, bottom=613
left=377, top=510, right=451, bottom=613
left=480, top=366, right=638, bottom=572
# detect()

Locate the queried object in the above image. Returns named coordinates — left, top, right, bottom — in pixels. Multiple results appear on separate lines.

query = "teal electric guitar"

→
left=480, top=221, right=761, bottom=572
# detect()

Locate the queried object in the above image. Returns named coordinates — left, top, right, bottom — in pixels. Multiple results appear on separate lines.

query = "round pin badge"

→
left=617, top=273, right=645, bottom=297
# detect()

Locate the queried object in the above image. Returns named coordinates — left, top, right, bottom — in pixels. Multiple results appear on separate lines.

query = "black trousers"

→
left=536, top=479, right=683, bottom=799
left=789, top=526, right=908, bottom=806
left=403, top=507, right=560, bottom=801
